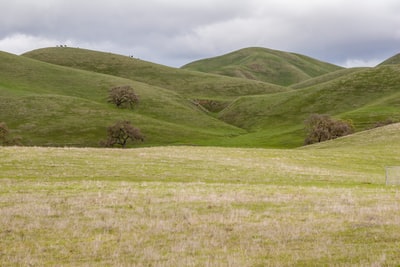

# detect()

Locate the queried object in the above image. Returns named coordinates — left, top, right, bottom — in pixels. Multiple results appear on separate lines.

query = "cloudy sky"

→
left=1, top=0, right=399, bottom=67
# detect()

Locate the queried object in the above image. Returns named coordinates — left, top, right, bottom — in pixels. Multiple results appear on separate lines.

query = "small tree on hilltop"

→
left=103, top=121, right=144, bottom=148
left=304, top=114, right=354, bottom=145
left=108, top=85, right=139, bottom=109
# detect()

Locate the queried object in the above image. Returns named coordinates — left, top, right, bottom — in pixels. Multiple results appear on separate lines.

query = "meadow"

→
left=1, top=124, right=400, bottom=266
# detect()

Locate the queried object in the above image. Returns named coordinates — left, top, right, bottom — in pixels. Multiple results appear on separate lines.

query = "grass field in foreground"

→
left=1, top=138, right=400, bottom=266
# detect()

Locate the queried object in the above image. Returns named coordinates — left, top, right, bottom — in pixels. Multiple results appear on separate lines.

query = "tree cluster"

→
left=108, top=85, right=139, bottom=109
left=304, top=114, right=354, bottom=145
left=102, top=86, right=143, bottom=148
left=102, top=121, right=144, bottom=148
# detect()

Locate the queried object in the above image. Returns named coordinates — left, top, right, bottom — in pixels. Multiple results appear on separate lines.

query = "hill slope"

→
left=23, top=47, right=288, bottom=99
left=218, top=65, right=400, bottom=147
left=378, top=53, right=400, bottom=66
left=181, top=47, right=342, bottom=86
left=290, top=68, right=367, bottom=89
left=0, top=51, right=244, bottom=147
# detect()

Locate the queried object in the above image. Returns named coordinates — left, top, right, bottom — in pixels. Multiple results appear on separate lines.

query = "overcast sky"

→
left=1, top=0, right=399, bottom=67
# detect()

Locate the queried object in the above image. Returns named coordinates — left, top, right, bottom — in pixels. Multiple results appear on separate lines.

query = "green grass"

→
left=182, top=47, right=342, bottom=86
left=1, top=124, right=400, bottom=266
left=290, top=67, right=367, bottom=89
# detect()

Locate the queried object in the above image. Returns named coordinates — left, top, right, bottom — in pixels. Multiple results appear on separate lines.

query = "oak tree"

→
left=108, top=85, right=139, bottom=109
left=103, top=121, right=144, bottom=148
left=304, top=114, right=354, bottom=145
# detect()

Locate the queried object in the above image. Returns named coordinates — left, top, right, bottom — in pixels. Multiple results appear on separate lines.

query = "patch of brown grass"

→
left=1, top=179, right=400, bottom=266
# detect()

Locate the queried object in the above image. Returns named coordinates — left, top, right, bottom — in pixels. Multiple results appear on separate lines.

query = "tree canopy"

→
left=103, top=121, right=144, bottom=148
left=304, top=114, right=354, bottom=145
left=108, top=85, right=139, bottom=109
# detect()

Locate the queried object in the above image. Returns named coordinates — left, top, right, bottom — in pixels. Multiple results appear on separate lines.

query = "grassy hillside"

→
left=378, top=53, right=400, bottom=66
left=219, top=65, right=400, bottom=147
left=23, top=47, right=288, bottom=99
left=290, top=67, right=366, bottom=89
left=1, top=125, right=400, bottom=265
left=182, top=47, right=342, bottom=86
left=3, top=47, right=400, bottom=148
left=0, top=51, right=244, bottom=147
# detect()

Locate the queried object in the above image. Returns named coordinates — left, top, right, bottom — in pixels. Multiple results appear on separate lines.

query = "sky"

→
left=1, top=0, right=399, bottom=68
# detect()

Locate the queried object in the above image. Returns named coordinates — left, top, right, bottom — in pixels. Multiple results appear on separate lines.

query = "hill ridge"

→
left=181, top=47, right=343, bottom=86
left=23, top=47, right=289, bottom=99
left=378, top=53, right=400, bottom=66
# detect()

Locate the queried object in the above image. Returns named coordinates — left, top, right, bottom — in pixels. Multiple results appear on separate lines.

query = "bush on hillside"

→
left=304, top=114, right=354, bottom=145
left=369, top=119, right=396, bottom=129
left=108, top=85, right=139, bottom=109
left=0, top=122, right=9, bottom=144
left=0, top=122, right=22, bottom=146
left=101, top=121, right=144, bottom=148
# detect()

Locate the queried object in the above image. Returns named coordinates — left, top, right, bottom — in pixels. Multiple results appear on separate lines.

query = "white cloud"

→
left=0, top=0, right=400, bottom=66
left=342, top=58, right=382, bottom=68
left=0, top=34, right=58, bottom=55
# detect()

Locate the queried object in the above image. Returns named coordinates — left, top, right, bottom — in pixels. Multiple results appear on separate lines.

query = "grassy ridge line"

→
left=0, top=51, right=244, bottom=147
left=182, top=47, right=342, bottom=86
left=290, top=67, right=367, bottom=89
left=23, top=47, right=289, bottom=99
left=378, top=53, right=400, bottom=66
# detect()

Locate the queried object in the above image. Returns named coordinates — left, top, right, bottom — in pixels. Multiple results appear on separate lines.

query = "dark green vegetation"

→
left=0, top=46, right=399, bottom=148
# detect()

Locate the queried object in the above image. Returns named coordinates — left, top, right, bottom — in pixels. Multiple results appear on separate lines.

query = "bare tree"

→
left=108, top=85, right=139, bottom=109
left=304, top=114, right=354, bottom=145
left=103, top=121, right=144, bottom=148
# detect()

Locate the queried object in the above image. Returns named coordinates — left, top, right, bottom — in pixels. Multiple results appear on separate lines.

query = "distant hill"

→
left=378, top=53, right=400, bottom=66
left=23, top=47, right=288, bottom=99
left=181, top=47, right=342, bottom=86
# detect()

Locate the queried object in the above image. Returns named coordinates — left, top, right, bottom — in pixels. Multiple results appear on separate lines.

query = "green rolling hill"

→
left=1, top=47, right=400, bottom=148
left=181, top=47, right=342, bottom=86
left=23, top=47, right=288, bottom=99
left=218, top=64, right=400, bottom=147
left=0, top=51, right=244, bottom=147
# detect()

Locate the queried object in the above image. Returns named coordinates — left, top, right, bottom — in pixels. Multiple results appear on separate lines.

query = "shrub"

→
left=0, top=122, right=9, bottom=144
left=102, top=121, right=144, bottom=148
left=304, top=114, right=354, bottom=145
left=0, top=122, right=22, bottom=146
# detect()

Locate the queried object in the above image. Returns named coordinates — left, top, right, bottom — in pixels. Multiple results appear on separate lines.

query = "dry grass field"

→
left=1, top=139, right=400, bottom=266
